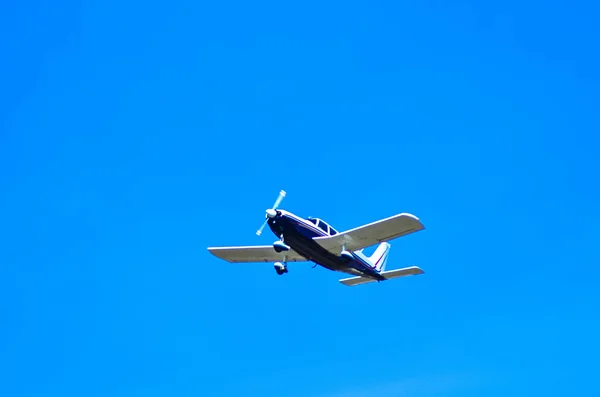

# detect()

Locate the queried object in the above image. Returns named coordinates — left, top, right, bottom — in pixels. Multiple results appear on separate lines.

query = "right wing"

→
left=314, top=213, right=425, bottom=253
left=207, top=245, right=308, bottom=263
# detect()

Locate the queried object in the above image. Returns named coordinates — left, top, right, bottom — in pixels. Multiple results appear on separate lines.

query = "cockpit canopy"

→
left=307, top=217, right=338, bottom=235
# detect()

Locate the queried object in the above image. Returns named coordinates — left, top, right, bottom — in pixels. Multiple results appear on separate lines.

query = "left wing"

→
left=313, top=213, right=424, bottom=253
left=208, top=245, right=308, bottom=263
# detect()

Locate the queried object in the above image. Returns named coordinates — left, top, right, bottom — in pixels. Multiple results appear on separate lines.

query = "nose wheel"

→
left=274, top=262, right=288, bottom=275
left=274, top=252, right=289, bottom=276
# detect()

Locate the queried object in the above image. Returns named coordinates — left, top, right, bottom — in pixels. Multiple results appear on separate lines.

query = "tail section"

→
left=368, top=242, right=390, bottom=272
left=339, top=266, right=424, bottom=286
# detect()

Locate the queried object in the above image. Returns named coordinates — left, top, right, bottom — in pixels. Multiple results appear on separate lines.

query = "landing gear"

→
left=274, top=250, right=289, bottom=275
left=340, top=243, right=353, bottom=262
left=273, top=238, right=290, bottom=253
left=274, top=262, right=288, bottom=275
left=273, top=236, right=290, bottom=275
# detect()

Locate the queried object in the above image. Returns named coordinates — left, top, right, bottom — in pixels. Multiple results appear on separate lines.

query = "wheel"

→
left=340, top=250, right=354, bottom=262
left=273, top=240, right=290, bottom=253
left=275, top=266, right=287, bottom=275
left=274, top=262, right=288, bottom=275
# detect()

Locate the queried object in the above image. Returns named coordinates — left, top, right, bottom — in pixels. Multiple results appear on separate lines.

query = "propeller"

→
left=256, top=190, right=286, bottom=236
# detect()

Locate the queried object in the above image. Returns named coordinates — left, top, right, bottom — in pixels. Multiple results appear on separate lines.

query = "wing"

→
left=339, top=266, right=424, bottom=286
left=313, top=213, right=425, bottom=253
left=207, top=245, right=308, bottom=263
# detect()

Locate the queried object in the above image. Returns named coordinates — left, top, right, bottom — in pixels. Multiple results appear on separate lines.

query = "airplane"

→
left=207, top=190, right=426, bottom=286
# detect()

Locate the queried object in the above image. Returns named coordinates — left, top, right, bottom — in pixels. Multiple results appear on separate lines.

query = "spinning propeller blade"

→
left=256, top=190, right=286, bottom=236
left=271, top=190, right=286, bottom=210
left=256, top=219, right=268, bottom=236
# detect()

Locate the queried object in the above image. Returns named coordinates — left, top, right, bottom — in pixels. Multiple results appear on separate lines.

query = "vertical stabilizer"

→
left=368, top=242, right=390, bottom=272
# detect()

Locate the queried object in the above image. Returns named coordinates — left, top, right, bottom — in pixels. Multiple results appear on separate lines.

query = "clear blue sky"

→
left=1, top=0, right=599, bottom=396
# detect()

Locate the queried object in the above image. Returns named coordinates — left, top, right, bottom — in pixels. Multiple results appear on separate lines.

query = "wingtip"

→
left=399, top=212, right=420, bottom=220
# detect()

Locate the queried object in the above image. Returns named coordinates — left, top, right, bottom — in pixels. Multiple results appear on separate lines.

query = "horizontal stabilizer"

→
left=208, top=245, right=307, bottom=263
left=339, top=266, right=424, bottom=286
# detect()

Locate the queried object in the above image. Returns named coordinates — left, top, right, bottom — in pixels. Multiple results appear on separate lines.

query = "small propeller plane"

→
left=207, top=190, right=426, bottom=286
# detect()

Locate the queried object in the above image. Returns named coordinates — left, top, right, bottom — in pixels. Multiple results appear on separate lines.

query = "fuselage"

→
left=267, top=210, right=385, bottom=280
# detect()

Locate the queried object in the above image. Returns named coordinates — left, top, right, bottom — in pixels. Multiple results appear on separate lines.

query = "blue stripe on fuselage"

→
left=267, top=213, right=384, bottom=279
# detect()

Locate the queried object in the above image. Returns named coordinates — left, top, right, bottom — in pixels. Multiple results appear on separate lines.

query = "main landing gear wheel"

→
left=273, top=238, right=290, bottom=253
left=340, top=243, right=353, bottom=262
left=274, top=262, right=288, bottom=275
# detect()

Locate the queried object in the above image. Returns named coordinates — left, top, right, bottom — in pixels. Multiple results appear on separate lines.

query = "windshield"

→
left=308, top=217, right=338, bottom=235
left=317, top=220, right=329, bottom=233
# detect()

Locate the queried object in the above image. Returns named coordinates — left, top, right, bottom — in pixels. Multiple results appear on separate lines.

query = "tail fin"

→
left=369, top=242, right=391, bottom=272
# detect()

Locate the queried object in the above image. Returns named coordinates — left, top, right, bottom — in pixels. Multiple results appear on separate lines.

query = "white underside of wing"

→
left=207, top=245, right=307, bottom=263
left=339, top=266, right=424, bottom=286
left=314, top=213, right=425, bottom=253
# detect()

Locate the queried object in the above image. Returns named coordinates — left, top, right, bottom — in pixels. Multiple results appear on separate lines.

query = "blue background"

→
left=1, top=0, right=599, bottom=396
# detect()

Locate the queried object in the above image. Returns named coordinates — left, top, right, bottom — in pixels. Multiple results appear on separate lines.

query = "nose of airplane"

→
left=266, top=209, right=278, bottom=218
